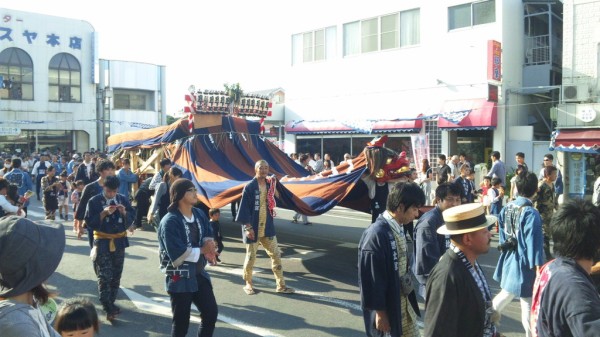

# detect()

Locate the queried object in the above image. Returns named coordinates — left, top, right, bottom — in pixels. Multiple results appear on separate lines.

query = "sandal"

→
left=243, top=286, right=256, bottom=295
left=276, top=286, right=295, bottom=294
left=291, top=219, right=298, bottom=223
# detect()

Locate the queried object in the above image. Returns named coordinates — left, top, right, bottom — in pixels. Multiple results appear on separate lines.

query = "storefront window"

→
left=322, top=137, right=351, bottom=165
left=0, top=130, right=73, bottom=154
left=456, top=130, right=493, bottom=165
left=566, top=152, right=600, bottom=199
left=351, top=137, right=372, bottom=157
left=296, top=138, right=321, bottom=158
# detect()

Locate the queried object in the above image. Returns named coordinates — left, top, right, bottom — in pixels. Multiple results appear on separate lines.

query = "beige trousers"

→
left=243, top=236, right=285, bottom=289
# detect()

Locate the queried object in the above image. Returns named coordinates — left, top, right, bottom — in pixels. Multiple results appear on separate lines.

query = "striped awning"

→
left=284, top=118, right=422, bottom=135
left=438, top=98, right=497, bottom=130
left=550, top=129, right=600, bottom=153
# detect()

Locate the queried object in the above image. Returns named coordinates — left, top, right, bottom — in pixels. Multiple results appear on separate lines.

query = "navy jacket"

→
left=413, top=205, right=449, bottom=288
left=358, top=216, right=404, bottom=337
left=236, top=177, right=276, bottom=243
left=84, top=193, right=135, bottom=254
left=425, top=250, right=487, bottom=337
left=158, top=208, right=213, bottom=293
left=532, top=257, right=600, bottom=337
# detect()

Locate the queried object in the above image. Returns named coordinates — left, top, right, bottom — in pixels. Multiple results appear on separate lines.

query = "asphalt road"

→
left=25, top=197, right=527, bottom=337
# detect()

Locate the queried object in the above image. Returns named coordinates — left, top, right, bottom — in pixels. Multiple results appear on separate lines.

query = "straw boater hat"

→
left=438, top=203, right=498, bottom=235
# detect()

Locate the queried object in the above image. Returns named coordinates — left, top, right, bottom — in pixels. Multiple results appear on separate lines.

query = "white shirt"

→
left=0, top=194, right=19, bottom=213
left=30, top=161, right=51, bottom=175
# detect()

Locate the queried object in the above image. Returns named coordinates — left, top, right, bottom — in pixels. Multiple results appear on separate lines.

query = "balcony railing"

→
left=525, top=35, right=550, bottom=65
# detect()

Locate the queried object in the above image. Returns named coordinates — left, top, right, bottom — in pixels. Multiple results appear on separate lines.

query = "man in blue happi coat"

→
left=492, top=171, right=544, bottom=337
left=359, top=182, right=425, bottom=337
left=413, top=182, right=462, bottom=299
left=236, top=159, right=294, bottom=295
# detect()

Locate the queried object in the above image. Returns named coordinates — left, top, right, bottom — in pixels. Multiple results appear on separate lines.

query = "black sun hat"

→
left=0, top=216, right=66, bottom=297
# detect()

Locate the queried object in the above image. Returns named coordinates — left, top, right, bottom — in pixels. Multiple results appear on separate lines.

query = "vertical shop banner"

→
left=487, top=40, right=502, bottom=82
left=568, top=153, right=586, bottom=198
left=411, top=134, right=429, bottom=173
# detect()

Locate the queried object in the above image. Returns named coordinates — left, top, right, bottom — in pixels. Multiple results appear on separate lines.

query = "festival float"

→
left=106, top=87, right=414, bottom=217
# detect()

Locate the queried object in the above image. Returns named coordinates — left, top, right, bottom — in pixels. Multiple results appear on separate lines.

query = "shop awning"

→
left=550, top=129, right=600, bottom=153
left=438, top=98, right=497, bottom=130
left=284, top=118, right=422, bottom=135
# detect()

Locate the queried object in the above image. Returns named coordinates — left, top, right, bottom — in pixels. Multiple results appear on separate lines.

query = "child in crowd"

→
left=70, top=180, right=84, bottom=232
left=54, top=298, right=99, bottom=337
left=488, top=177, right=504, bottom=217
left=57, top=171, right=71, bottom=221
left=209, top=208, right=224, bottom=263
left=41, top=166, right=60, bottom=220
left=480, top=176, right=492, bottom=213
left=68, top=161, right=82, bottom=184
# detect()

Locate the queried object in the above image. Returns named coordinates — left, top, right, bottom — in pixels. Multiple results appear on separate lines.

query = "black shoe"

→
left=59, top=214, right=64, bottom=220
left=216, top=257, right=222, bottom=263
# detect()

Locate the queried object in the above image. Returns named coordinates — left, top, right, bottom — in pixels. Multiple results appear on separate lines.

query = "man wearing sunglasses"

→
left=537, top=154, right=563, bottom=200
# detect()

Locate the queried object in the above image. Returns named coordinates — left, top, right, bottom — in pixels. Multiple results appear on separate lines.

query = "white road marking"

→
left=207, top=265, right=362, bottom=312
left=26, top=209, right=47, bottom=218
left=283, top=249, right=325, bottom=261
left=121, top=287, right=286, bottom=337
left=133, top=245, right=325, bottom=263
left=130, top=245, right=361, bottom=313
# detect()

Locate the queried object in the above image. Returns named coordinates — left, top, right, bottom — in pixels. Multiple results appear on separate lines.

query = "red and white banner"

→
left=411, top=134, right=430, bottom=173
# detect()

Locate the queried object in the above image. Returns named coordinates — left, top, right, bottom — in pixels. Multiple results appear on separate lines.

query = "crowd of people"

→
left=1, top=145, right=600, bottom=337
left=359, top=149, right=600, bottom=337
left=0, top=148, right=291, bottom=337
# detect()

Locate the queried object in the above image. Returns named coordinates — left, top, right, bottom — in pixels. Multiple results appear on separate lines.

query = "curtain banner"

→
left=411, top=134, right=429, bottom=173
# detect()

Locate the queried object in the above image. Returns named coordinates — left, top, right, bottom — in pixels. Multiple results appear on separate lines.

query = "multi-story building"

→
left=553, top=0, right=600, bottom=200
left=284, top=0, right=563, bottom=176
left=0, top=8, right=165, bottom=153
left=97, top=59, right=166, bottom=145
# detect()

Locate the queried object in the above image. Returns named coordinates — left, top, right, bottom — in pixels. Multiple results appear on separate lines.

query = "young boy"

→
left=71, top=180, right=85, bottom=231
left=209, top=208, right=224, bottom=263
left=41, top=165, right=60, bottom=220
left=57, top=170, right=71, bottom=220
left=488, top=177, right=504, bottom=217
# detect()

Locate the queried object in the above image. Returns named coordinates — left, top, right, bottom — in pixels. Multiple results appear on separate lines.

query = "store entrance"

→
left=455, top=130, right=493, bottom=166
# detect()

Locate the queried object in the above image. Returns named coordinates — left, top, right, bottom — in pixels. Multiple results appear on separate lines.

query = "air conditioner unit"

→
left=562, top=84, right=590, bottom=103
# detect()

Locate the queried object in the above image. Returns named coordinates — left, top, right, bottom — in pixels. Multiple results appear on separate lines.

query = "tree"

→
left=166, top=115, right=177, bottom=125
left=223, top=82, right=243, bottom=115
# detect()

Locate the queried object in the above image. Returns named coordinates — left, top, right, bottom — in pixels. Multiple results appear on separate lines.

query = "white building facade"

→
left=0, top=8, right=166, bottom=153
left=285, top=0, right=562, bottom=174
left=97, top=59, right=166, bottom=147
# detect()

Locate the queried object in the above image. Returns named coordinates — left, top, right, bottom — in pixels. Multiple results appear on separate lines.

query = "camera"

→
left=498, top=236, right=518, bottom=252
